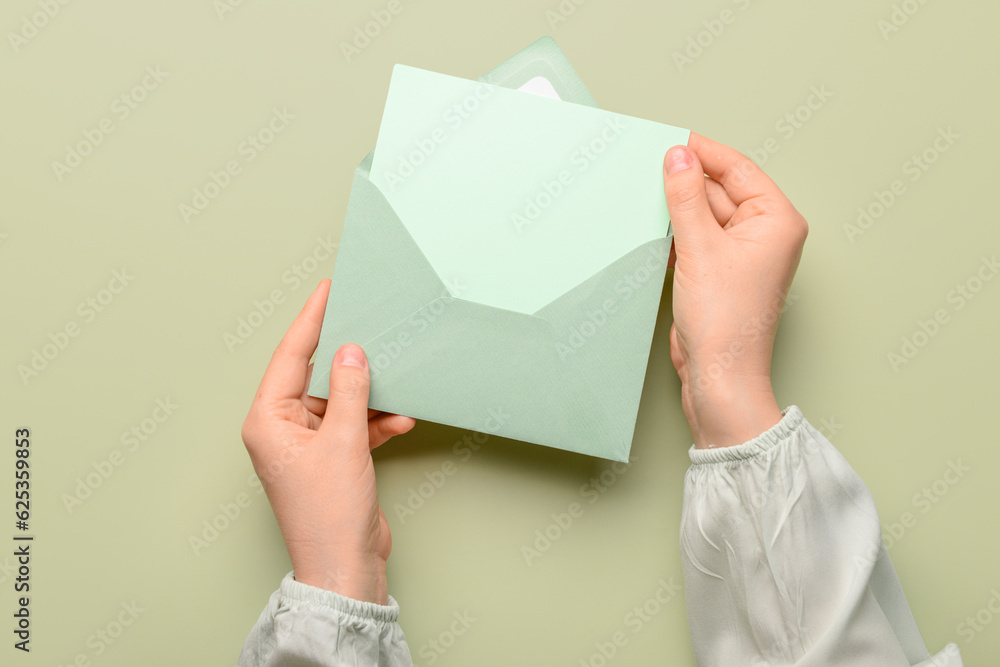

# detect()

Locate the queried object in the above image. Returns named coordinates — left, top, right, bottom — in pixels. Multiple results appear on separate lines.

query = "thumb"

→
left=318, top=343, right=371, bottom=444
left=663, top=145, right=719, bottom=252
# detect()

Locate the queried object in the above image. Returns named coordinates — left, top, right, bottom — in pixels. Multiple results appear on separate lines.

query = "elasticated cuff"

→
left=687, top=405, right=805, bottom=465
left=280, top=571, right=400, bottom=624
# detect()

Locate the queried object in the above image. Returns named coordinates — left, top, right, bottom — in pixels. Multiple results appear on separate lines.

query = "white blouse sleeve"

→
left=238, top=571, right=413, bottom=666
left=679, top=405, right=962, bottom=666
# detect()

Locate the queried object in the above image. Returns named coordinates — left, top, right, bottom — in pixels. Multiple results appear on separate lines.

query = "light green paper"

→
left=370, top=65, right=689, bottom=315
left=309, top=37, right=688, bottom=462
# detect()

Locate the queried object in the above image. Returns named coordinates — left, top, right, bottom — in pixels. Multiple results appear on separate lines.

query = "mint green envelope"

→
left=309, top=38, right=689, bottom=462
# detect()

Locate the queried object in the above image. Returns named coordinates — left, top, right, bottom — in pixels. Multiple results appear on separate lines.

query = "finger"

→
left=257, top=280, right=331, bottom=402
left=688, top=132, right=781, bottom=205
left=318, top=344, right=371, bottom=446
left=663, top=145, right=720, bottom=252
left=706, top=177, right=738, bottom=224
left=368, top=414, right=417, bottom=450
left=300, top=364, right=328, bottom=418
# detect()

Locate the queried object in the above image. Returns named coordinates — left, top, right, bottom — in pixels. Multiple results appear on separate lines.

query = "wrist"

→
left=293, top=555, right=388, bottom=605
left=681, top=375, right=782, bottom=449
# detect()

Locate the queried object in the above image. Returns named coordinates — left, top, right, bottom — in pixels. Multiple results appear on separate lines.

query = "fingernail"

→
left=335, top=344, right=367, bottom=369
left=665, top=146, right=693, bottom=175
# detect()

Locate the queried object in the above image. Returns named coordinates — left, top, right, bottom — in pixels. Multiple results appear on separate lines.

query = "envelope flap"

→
left=308, top=169, right=447, bottom=397
left=357, top=235, right=673, bottom=462
left=362, top=295, right=624, bottom=461
left=534, top=236, right=672, bottom=447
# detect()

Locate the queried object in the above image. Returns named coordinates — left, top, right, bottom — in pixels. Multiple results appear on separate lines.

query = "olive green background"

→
left=2, top=0, right=998, bottom=665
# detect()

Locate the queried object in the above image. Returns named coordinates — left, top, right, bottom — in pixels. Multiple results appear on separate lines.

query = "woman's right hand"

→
left=663, top=133, right=809, bottom=448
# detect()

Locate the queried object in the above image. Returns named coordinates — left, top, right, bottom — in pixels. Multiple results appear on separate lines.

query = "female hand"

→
left=663, top=133, right=808, bottom=448
left=241, top=279, right=415, bottom=604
